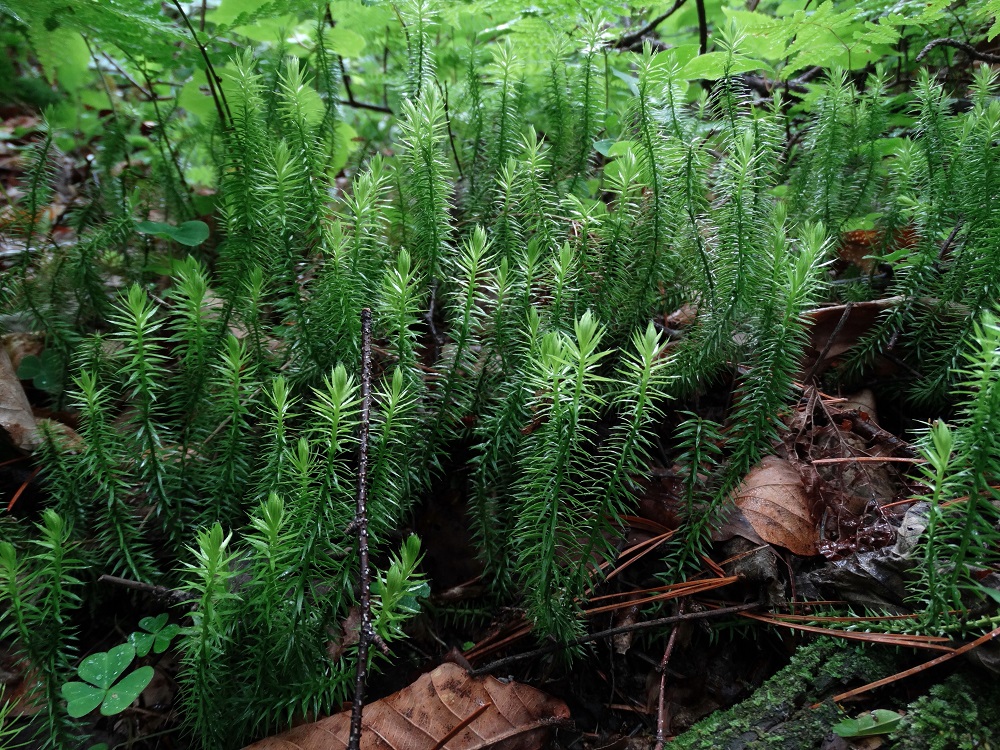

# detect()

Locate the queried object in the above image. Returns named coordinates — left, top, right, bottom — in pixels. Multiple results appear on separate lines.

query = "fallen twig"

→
left=916, top=38, right=1000, bottom=64
left=811, top=456, right=925, bottom=465
left=741, top=611, right=955, bottom=652
left=654, top=601, right=685, bottom=750
left=348, top=307, right=375, bottom=750
left=98, top=574, right=195, bottom=603
left=826, top=623, right=1000, bottom=705
left=614, top=0, right=687, bottom=49
left=471, top=602, right=760, bottom=675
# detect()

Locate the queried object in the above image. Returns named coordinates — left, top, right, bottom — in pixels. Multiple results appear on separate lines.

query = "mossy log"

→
left=669, top=638, right=1000, bottom=750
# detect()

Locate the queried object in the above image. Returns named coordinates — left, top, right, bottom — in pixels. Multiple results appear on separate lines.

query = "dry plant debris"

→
left=241, top=663, right=570, bottom=750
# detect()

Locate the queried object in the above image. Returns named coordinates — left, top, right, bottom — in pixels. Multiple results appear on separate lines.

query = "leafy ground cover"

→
left=2, top=0, right=1000, bottom=748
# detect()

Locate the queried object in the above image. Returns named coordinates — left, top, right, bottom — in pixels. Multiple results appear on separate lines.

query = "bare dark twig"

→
left=695, top=0, right=708, bottom=54
left=805, top=301, right=852, bottom=383
left=653, top=602, right=685, bottom=750
left=170, top=0, right=231, bottom=128
left=916, top=38, right=1000, bottom=64
left=437, top=80, right=465, bottom=180
left=339, top=98, right=394, bottom=114
left=338, top=56, right=394, bottom=114
left=348, top=307, right=375, bottom=750
left=614, top=0, right=687, bottom=50
left=470, top=602, right=760, bottom=675
left=429, top=704, right=491, bottom=750
left=98, top=574, right=195, bottom=603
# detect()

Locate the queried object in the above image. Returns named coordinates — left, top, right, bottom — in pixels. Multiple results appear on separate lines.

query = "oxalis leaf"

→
left=62, top=643, right=155, bottom=717
left=77, top=643, right=135, bottom=690
left=62, top=682, right=105, bottom=718
left=100, top=666, right=154, bottom=716
left=130, top=614, right=181, bottom=656
left=136, top=219, right=210, bottom=247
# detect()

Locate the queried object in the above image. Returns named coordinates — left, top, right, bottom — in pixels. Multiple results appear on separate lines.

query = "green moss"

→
left=890, top=673, right=1000, bottom=750
left=670, top=639, right=897, bottom=750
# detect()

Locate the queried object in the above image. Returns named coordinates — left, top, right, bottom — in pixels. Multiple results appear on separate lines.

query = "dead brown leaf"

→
left=734, top=457, right=817, bottom=556
left=0, top=346, right=39, bottom=451
left=802, top=299, right=901, bottom=377
left=241, top=662, right=570, bottom=750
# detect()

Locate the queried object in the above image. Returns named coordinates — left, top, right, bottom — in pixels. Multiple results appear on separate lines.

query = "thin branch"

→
left=695, top=0, right=708, bottom=54
left=429, top=703, right=491, bottom=750
left=805, top=300, right=852, bottom=383
left=339, top=56, right=394, bottom=114
left=339, top=98, right=394, bottom=114
left=614, top=0, right=687, bottom=50
left=653, top=602, right=685, bottom=750
left=471, top=602, right=760, bottom=675
left=98, top=574, right=195, bottom=603
left=916, top=38, right=1000, bottom=64
left=348, top=307, right=375, bottom=750
left=170, top=0, right=231, bottom=128
left=437, top=79, right=465, bottom=180
left=826, top=623, right=1000, bottom=705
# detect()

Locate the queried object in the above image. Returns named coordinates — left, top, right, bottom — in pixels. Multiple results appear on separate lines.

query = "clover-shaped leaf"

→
left=17, top=350, right=62, bottom=393
left=78, top=643, right=135, bottom=690
left=129, top=614, right=180, bottom=657
left=62, top=681, right=105, bottom=718
left=62, top=643, right=155, bottom=718
left=100, top=667, right=154, bottom=715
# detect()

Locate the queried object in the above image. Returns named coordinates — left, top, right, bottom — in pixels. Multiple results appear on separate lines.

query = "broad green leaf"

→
left=679, top=52, right=767, bottom=80
left=100, top=667, right=154, bottom=716
left=607, top=141, right=637, bottom=158
left=154, top=624, right=181, bottom=653
left=171, top=222, right=210, bottom=246
left=62, top=681, right=105, bottom=718
left=650, top=44, right=701, bottom=70
left=329, top=121, right=359, bottom=176
left=326, top=27, right=366, bottom=57
left=610, top=67, right=639, bottom=95
left=178, top=77, right=217, bottom=122
left=129, top=631, right=155, bottom=658
left=833, top=709, right=903, bottom=738
left=593, top=139, right=616, bottom=157
left=16, top=355, right=42, bottom=380
left=139, top=614, right=169, bottom=633
left=234, top=15, right=299, bottom=44
left=209, top=0, right=270, bottom=25
left=136, top=220, right=210, bottom=247
left=77, top=643, right=135, bottom=690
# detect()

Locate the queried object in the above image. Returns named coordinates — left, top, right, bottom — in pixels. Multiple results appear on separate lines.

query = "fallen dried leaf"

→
left=734, top=457, right=817, bottom=556
left=0, top=346, right=39, bottom=451
left=241, top=662, right=570, bottom=750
